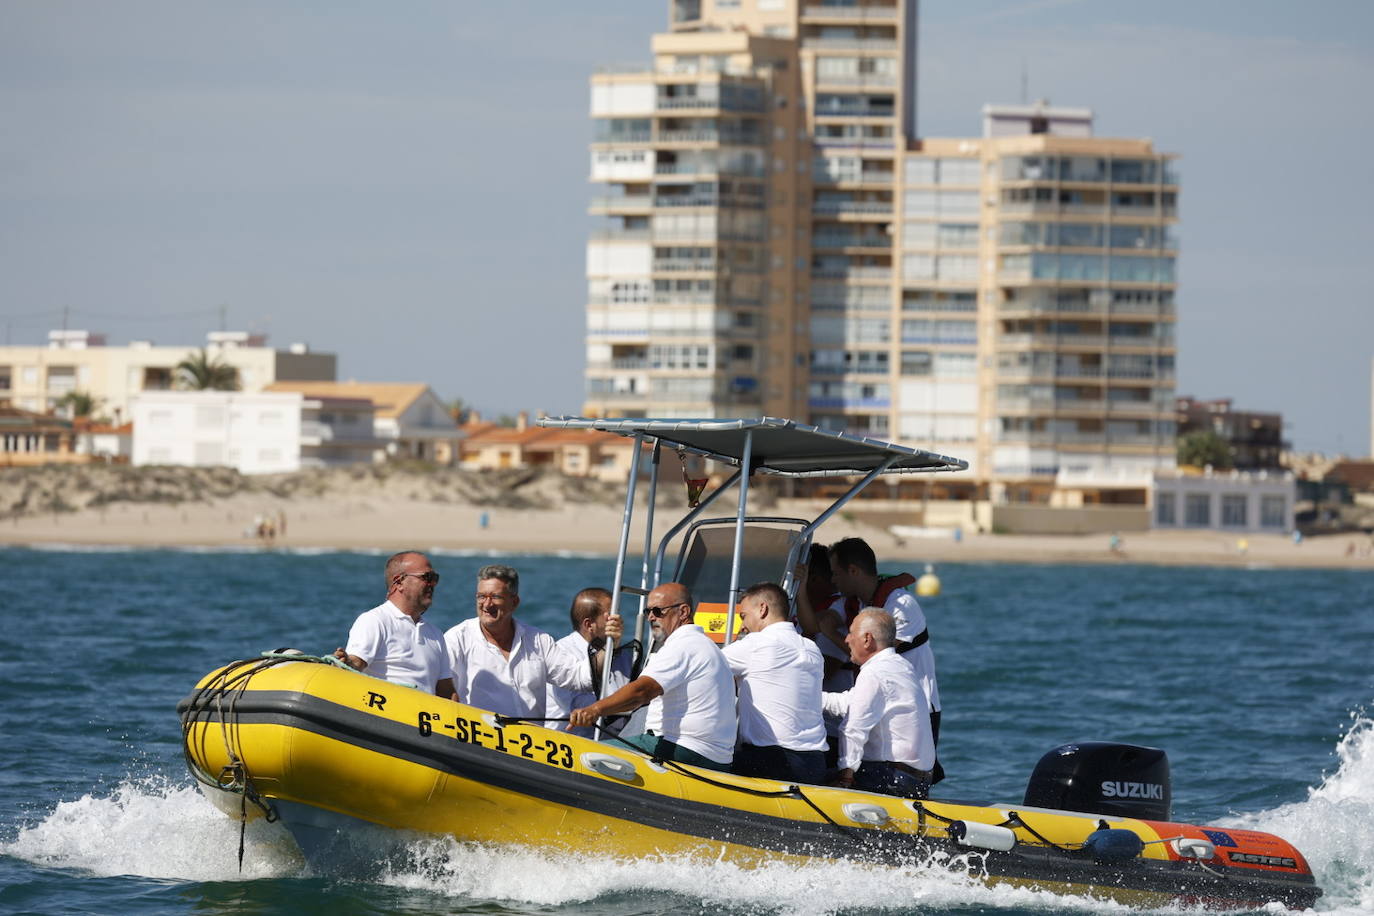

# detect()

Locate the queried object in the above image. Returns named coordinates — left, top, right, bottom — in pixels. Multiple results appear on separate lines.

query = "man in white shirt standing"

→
left=545, top=587, right=636, bottom=738
left=334, top=550, right=457, bottom=698
left=722, top=582, right=827, bottom=784
left=569, top=582, right=735, bottom=772
left=444, top=564, right=617, bottom=720
left=823, top=608, right=935, bottom=799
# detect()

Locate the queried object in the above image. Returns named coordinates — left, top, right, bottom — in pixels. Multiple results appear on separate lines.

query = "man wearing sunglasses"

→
left=569, top=582, right=735, bottom=771
left=334, top=550, right=457, bottom=699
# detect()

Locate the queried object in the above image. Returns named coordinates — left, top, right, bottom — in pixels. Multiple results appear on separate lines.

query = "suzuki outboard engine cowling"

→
left=1023, top=742, right=1171, bottom=821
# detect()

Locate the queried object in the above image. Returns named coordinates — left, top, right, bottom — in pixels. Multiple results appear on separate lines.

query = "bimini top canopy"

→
left=537, top=416, right=967, bottom=477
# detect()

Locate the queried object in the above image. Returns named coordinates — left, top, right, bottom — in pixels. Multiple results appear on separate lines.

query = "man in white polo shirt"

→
left=334, top=550, right=457, bottom=698
left=569, top=582, right=735, bottom=771
left=444, top=564, right=615, bottom=720
left=823, top=608, right=935, bottom=799
left=722, top=581, right=827, bottom=784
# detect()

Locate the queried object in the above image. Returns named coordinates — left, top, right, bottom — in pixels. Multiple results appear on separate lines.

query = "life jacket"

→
left=843, top=572, right=916, bottom=624
left=843, top=572, right=928, bottom=653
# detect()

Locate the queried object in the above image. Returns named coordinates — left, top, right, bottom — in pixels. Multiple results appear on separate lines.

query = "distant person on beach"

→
left=796, top=536, right=943, bottom=783
left=569, top=582, right=736, bottom=771
left=333, top=550, right=457, bottom=698
left=823, top=608, right=935, bottom=799
left=545, top=587, right=637, bottom=739
left=721, top=582, right=827, bottom=784
left=444, top=564, right=618, bottom=720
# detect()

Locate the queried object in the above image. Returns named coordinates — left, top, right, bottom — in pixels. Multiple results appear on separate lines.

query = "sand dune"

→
left=0, top=464, right=1369, bottom=569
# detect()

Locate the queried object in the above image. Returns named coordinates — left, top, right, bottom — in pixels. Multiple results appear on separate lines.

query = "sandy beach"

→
left=2, top=485, right=1371, bottom=570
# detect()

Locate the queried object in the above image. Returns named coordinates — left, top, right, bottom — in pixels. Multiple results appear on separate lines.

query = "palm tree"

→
left=175, top=348, right=240, bottom=391
left=56, top=390, right=104, bottom=421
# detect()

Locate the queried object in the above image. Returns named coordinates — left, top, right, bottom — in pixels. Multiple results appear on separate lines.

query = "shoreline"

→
left=2, top=493, right=1371, bottom=570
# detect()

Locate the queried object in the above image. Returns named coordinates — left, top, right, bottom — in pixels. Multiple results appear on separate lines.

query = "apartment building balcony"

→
left=653, top=194, right=719, bottom=207
left=999, top=332, right=1113, bottom=349
left=810, top=266, right=892, bottom=280
left=997, top=364, right=1104, bottom=380
left=593, top=132, right=653, bottom=145
left=802, top=5, right=898, bottom=21
left=652, top=291, right=716, bottom=304
left=801, top=37, right=898, bottom=51
left=996, top=430, right=1167, bottom=446
left=813, top=105, right=897, bottom=119
left=587, top=327, right=650, bottom=339
left=658, top=128, right=763, bottom=146
left=1112, top=299, right=1176, bottom=316
left=1000, top=299, right=1109, bottom=317
left=655, top=97, right=766, bottom=114
left=808, top=396, right=892, bottom=409
left=589, top=228, right=652, bottom=242
left=809, top=364, right=890, bottom=376
left=812, top=74, right=898, bottom=90
left=589, top=195, right=652, bottom=214
left=813, top=135, right=898, bottom=150
left=811, top=233, right=892, bottom=250
left=652, top=259, right=717, bottom=272
left=812, top=169, right=894, bottom=186
left=812, top=200, right=892, bottom=215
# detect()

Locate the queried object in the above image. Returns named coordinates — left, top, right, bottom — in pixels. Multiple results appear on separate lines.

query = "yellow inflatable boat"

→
left=178, top=419, right=1319, bottom=907
left=179, top=654, right=1318, bottom=908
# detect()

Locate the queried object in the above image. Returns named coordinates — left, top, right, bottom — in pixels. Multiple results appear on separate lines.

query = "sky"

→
left=2, top=1, right=1371, bottom=455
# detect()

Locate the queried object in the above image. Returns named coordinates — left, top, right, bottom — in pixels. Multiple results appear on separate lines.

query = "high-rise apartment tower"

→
left=585, top=1, right=1178, bottom=501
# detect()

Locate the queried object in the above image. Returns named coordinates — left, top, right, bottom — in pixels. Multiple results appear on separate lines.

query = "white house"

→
left=1151, top=468, right=1295, bottom=534
left=132, top=391, right=378, bottom=473
left=264, top=381, right=462, bottom=463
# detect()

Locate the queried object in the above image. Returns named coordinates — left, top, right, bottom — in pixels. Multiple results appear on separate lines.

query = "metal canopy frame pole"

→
left=629, top=442, right=662, bottom=675
left=600, top=431, right=644, bottom=740
left=723, top=430, right=754, bottom=647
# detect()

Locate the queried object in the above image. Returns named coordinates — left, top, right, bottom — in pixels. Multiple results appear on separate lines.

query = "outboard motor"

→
left=1023, top=742, right=1171, bottom=821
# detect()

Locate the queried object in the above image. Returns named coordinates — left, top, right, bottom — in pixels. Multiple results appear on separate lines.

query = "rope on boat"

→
left=180, top=653, right=338, bottom=870
left=497, top=714, right=928, bottom=849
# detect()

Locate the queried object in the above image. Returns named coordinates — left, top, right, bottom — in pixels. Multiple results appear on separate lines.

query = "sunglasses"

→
left=646, top=601, right=687, bottom=618
left=398, top=571, right=440, bottom=585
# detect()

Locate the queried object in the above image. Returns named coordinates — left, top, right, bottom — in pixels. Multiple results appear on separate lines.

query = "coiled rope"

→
left=179, top=651, right=343, bottom=869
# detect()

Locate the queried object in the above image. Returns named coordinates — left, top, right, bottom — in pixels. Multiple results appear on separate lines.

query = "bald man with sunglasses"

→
left=570, top=582, right=735, bottom=771
left=334, top=550, right=457, bottom=699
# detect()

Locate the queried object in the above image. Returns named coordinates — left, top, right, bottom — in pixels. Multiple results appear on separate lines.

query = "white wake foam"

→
left=1222, top=711, right=1374, bottom=915
left=8, top=716, right=1372, bottom=914
left=376, top=837, right=1135, bottom=915
left=1, top=777, right=301, bottom=881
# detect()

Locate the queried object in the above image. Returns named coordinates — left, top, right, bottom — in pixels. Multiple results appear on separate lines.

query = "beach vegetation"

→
left=1177, top=430, right=1234, bottom=469
left=175, top=348, right=240, bottom=391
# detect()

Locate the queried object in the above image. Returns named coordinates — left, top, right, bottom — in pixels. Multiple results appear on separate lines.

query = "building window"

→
left=1220, top=494, right=1248, bottom=528
left=1155, top=493, right=1176, bottom=526
left=1184, top=493, right=1211, bottom=527
left=1260, top=495, right=1287, bottom=529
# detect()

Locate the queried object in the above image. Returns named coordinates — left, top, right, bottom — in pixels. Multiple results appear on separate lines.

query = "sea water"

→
left=0, top=545, right=1370, bottom=915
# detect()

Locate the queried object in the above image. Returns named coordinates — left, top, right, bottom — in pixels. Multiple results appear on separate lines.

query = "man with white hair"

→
left=823, top=607, right=935, bottom=799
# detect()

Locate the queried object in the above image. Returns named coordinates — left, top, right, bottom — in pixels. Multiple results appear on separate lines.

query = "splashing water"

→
left=1223, top=713, right=1374, bottom=915
left=374, top=837, right=1145, bottom=916
left=1, top=777, right=301, bottom=882
left=6, top=716, right=1372, bottom=914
